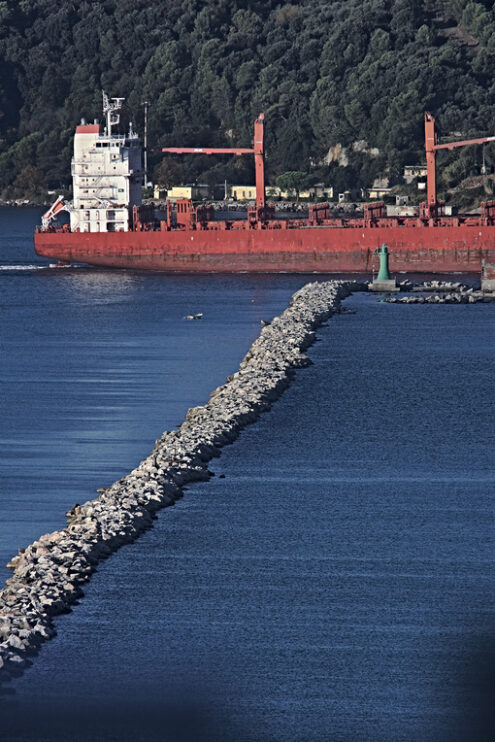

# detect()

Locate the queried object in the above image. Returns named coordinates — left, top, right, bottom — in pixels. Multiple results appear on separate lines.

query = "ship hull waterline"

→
left=34, top=225, right=495, bottom=273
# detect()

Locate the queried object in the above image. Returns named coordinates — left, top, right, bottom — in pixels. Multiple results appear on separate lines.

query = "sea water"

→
left=1, top=208, right=494, bottom=741
left=0, top=208, right=310, bottom=580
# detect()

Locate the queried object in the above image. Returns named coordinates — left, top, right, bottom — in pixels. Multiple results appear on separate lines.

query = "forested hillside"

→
left=1, top=0, right=495, bottom=199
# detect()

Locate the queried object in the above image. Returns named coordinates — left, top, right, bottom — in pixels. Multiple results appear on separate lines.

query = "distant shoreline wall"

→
left=0, top=279, right=355, bottom=684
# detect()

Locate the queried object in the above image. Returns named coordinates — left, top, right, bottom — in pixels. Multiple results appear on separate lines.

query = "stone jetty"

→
left=385, top=287, right=492, bottom=304
left=411, top=280, right=467, bottom=293
left=386, top=279, right=495, bottom=303
left=0, top=280, right=354, bottom=683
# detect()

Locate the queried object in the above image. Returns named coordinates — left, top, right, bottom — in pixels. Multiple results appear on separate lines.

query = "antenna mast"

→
left=102, top=91, right=125, bottom=136
left=141, top=100, right=150, bottom=186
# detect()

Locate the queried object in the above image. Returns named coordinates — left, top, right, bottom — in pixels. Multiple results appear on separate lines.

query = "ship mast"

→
left=102, top=91, right=125, bottom=136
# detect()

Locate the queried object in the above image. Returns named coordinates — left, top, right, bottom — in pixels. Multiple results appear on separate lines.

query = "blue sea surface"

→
left=0, top=208, right=310, bottom=580
left=1, top=207, right=494, bottom=741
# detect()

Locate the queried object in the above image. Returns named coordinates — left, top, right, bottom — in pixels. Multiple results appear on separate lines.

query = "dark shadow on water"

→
left=442, top=632, right=495, bottom=742
left=2, top=633, right=495, bottom=742
left=1, top=681, right=253, bottom=742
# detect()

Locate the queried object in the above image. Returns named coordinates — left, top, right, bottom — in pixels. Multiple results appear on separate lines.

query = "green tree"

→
left=1, top=0, right=495, bottom=200
left=153, top=158, right=185, bottom=189
left=276, top=171, right=309, bottom=200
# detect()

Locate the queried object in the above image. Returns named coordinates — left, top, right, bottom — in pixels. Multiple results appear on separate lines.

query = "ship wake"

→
left=0, top=263, right=78, bottom=271
left=0, top=264, right=49, bottom=271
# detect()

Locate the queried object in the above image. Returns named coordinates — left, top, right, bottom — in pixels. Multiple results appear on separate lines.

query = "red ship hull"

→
left=34, top=224, right=495, bottom=273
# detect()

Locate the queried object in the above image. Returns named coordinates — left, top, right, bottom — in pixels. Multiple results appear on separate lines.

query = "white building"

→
left=70, top=93, right=143, bottom=233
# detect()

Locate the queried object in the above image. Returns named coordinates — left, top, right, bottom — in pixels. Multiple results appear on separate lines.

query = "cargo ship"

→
left=34, top=93, right=495, bottom=273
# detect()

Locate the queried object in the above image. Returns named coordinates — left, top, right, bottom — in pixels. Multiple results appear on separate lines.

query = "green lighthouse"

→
left=369, top=243, right=398, bottom=292
left=376, top=243, right=391, bottom=281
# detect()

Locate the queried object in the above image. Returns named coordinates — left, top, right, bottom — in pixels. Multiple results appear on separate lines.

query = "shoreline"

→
left=0, top=201, right=47, bottom=209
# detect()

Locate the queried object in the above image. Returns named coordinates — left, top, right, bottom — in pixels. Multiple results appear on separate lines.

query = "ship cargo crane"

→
left=34, top=100, right=495, bottom=273
left=424, top=112, right=495, bottom=218
left=161, top=114, right=266, bottom=216
left=41, top=195, right=71, bottom=229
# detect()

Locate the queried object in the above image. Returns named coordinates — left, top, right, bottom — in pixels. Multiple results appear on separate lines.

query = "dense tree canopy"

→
left=1, top=0, right=495, bottom=199
left=276, top=171, right=311, bottom=199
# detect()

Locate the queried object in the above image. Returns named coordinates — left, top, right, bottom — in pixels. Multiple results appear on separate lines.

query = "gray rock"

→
left=0, top=280, right=354, bottom=683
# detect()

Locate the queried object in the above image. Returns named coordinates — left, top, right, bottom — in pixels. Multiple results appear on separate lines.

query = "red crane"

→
left=424, top=112, right=495, bottom=217
left=161, top=113, right=266, bottom=213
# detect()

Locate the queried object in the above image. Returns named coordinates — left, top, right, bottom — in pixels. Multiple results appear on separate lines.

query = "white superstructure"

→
left=70, top=93, right=143, bottom=233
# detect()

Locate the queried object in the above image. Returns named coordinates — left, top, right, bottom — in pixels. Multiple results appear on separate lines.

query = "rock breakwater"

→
left=386, top=288, right=492, bottom=304
left=0, top=280, right=354, bottom=683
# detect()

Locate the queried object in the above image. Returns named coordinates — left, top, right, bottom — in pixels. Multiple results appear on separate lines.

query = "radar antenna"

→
left=102, top=90, right=125, bottom=136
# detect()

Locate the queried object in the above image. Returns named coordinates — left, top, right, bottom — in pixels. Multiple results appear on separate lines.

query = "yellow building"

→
left=403, top=165, right=427, bottom=183
left=310, top=184, right=334, bottom=200
left=266, top=184, right=334, bottom=200
left=230, top=183, right=335, bottom=201
left=166, top=185, right=210, bottom=200
left=153, top=185, right=168, bottom=200
left=231, top=185, right=257, bottom=201
left=367, top=186, right=392, bottom=199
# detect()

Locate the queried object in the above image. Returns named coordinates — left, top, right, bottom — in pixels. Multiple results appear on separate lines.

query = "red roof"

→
left=75, top=124, right=101, bottom=134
